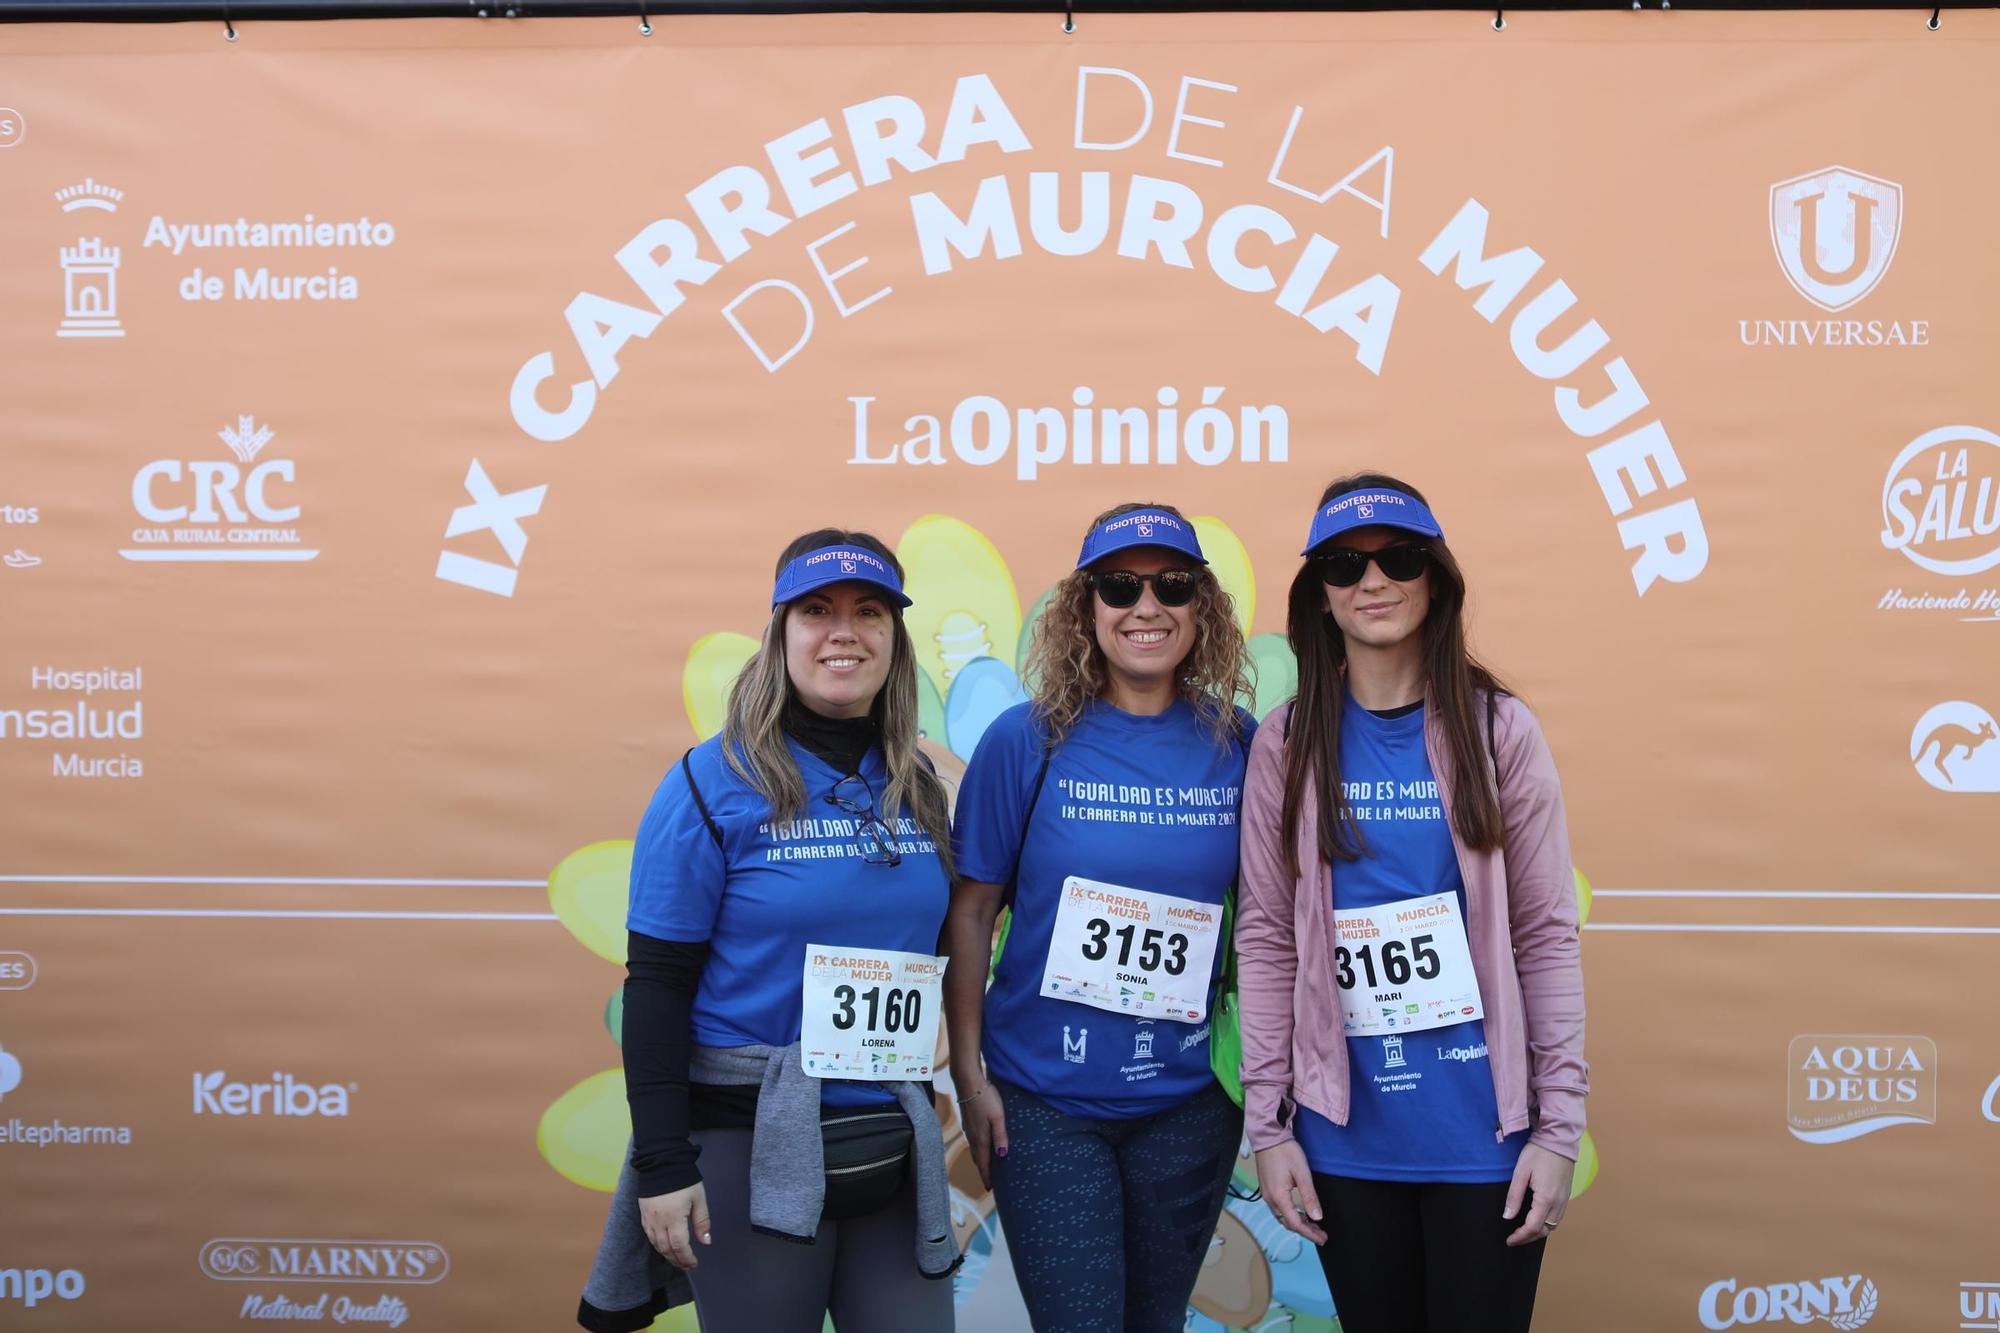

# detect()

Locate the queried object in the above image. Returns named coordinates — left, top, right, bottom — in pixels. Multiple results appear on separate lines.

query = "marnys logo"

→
left=1787, top=1036, right=1935, bottom=1143
left=121, top=415, right=319, bottom=564
left=1741, top=166, right=1922, bottom=349
left=193, top=1070, right=354, bottom=1118
left=1699, top=1274, right=1877, bottom=1330
left=1909, top=702, right=2000, bottom=794
left=200, top=1239, right=449, bottom=1285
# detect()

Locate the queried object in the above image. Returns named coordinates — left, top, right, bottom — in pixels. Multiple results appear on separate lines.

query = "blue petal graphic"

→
left=945, top=656, right=1029, bottom=760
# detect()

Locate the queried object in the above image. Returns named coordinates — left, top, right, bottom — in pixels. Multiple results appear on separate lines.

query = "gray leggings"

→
left=686, top=1127, right=956, bottom=1333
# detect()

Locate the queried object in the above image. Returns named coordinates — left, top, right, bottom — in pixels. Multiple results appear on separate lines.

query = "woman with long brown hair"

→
left=584, top=529, right=960, bottom=1333
left=942, top=502, right=1254, bottom=1333
left=1235, top=474, right=1587, bottom=1333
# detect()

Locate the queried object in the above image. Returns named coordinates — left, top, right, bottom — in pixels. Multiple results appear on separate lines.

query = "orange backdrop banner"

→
left=2, top=9, right=1998, bottom=1331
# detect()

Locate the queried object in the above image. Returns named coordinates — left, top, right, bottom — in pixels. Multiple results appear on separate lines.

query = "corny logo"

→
left=1698, top=1274, right=1877, bottom=1329
left=1787, top=1036, right=1935, bottom=1143
left=1770, top=166, right=1902, bottom=312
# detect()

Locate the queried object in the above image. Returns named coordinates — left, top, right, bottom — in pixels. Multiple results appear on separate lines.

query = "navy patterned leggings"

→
left=990, top=1077, right=1243, bottom=1333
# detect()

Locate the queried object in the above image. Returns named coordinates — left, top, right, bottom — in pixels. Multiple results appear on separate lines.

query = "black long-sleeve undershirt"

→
left=623, top=703, right=879, bottom=1197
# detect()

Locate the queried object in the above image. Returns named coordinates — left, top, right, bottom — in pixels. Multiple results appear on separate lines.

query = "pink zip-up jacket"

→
left=1235, top=695, right=1588, bottom=1160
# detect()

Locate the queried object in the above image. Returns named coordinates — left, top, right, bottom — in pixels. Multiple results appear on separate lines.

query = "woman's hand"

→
left=1253, top=1141, right=1326, bottom=1246
left=638, top=1183, right=712, bottom=1270
left=955, top=1080, right=1009, bottom=1190
left=1503, top=1143, right=1574, bottom=1246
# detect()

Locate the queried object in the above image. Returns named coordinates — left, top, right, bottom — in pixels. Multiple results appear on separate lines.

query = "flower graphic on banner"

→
left=536, top=513, right=1598, bottom=1332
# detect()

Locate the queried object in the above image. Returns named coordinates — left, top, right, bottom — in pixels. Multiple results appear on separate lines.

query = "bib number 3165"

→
left=1334, top=891, right=1483, bottom=1039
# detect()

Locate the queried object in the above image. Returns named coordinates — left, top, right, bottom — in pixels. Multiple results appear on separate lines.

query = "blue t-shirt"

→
left=628, top=735, right=951, bottom=1109
left=952, top=698, right=1252, bottom=1119
left=1294, top=699, right=1527, bottom=1183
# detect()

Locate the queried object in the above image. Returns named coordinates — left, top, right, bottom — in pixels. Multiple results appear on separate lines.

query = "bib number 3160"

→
left=800, top=945, right=945, bottom=1080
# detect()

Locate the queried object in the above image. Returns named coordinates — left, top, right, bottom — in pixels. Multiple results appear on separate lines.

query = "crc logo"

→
left=122, top=416, right=319, bottom=563
left=1880, top=427, right=2000, bottom=577
left=1698, top=1275, right=1877, bottom=1330
left=1786, top=1036, right=1935, bottom=1143
left=193, top=1070, right=353, bottom=1117
left=1770, top=166, right=1902, bottom=312
left=199, top=1239, right=449, bottom=1285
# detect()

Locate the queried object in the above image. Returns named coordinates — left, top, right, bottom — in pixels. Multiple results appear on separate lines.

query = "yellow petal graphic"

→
left=549, top=841, right=635, bottom=965
left=1192, top=516, right=1255, bottom=634
left=537, top=1069, right=631, bottom=1193
left=683, top=632, right=759, bottom=741
left=1572, top=1129, right=1600, bottom=1198
left=1574, top=867, right=1593, bottom=928
left=897, top=515, right=1021, bottom=706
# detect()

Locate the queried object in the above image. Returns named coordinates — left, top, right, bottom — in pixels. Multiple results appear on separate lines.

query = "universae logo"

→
left=1770, top=166, right=1902, bottom=313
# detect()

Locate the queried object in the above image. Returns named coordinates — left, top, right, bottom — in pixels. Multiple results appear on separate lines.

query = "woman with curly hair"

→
left=942, top=502, right=1255, bottom=1333
left=1236, top=474, right=1587, bottom=1333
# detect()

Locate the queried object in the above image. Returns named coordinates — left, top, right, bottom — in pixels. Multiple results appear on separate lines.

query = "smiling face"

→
left=1091, top=547, right=1198, bottom=699
left=1321, top=526, right=1432, bottom=655
left=784, top=582, right=895, bottom=719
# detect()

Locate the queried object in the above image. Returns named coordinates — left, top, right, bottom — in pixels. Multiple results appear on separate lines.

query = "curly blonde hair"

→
left=1023, top=501, right=1253, bottom=748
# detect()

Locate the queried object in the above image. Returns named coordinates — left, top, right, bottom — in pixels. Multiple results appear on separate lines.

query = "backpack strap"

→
left=1000, top=746, right=1055, bottom=912
left=678, top=748, right=724, bottom=851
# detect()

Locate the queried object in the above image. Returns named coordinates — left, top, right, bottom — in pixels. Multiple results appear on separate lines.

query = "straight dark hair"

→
left=1280, top=474, right=1508, bottom=877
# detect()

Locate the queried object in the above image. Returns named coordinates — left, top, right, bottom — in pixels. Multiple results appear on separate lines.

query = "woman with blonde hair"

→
left=585, top=528, right=960, bottom=1333
left=1236, top=474, right=1587, bottom=1333
left=943, top=502, right=1254, bottom=1333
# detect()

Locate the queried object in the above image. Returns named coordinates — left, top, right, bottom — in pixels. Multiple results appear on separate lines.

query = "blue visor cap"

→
left=1075, top=511, right=1207, bottom=569
left=771, top=545, right=913, bottom=609
left=1300, top=490, right=1445, bottom=554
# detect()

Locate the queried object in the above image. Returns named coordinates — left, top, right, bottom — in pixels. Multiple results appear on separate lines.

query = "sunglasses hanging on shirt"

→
left=1314, top=544, right=1432, bottom=588
left=1089, top=568, right=1203, bottom=609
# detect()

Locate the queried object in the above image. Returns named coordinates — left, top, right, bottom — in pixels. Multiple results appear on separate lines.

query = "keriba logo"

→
left=1770, top=166, right=1902, bottom=313
left=193, top=1071, right=353, bottom=1118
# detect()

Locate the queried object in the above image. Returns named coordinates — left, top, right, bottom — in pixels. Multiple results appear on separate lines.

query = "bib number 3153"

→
left=1334, top=891, right=1483, bottom=1038
left=1041, top=876, right=1222, bottom=1023
left=800, top=945, right=945, bottom=1080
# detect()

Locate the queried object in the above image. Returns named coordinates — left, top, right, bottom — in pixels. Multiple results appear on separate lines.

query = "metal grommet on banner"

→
left=638, top=0, right=652, bottom=36
left=222, top=0, right=236, bottom=40
left=1063, top=0, right=1075, bottom=35
left=1928, top=7, right=1941, bottom=30
left=1492, top=8, right=1504, bottom=31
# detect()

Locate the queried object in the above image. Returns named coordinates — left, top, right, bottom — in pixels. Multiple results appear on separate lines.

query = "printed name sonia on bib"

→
left=800, top=945, right=945, bottom=1080
left=1335, top=891, right=1483, bottom=1038
left=1041, top=875, right=1222, bottom=1023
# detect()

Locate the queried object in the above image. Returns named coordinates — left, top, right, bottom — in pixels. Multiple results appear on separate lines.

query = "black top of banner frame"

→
left=0, top=0, right=1981, bottom=23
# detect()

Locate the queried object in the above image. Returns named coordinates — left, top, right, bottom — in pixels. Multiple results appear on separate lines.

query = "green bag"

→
left=1209, top=886, right=1244, bottom=1106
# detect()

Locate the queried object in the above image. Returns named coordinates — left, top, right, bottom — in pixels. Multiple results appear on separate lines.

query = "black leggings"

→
left=1311, top=1174, right=1546, bottom=1333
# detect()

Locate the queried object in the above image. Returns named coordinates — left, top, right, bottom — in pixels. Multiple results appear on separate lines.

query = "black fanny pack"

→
left=819, top=1107, right=913, bottom=1221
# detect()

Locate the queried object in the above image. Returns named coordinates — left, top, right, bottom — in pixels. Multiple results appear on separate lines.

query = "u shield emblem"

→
left=1769, top=166, right=1903, bottom=313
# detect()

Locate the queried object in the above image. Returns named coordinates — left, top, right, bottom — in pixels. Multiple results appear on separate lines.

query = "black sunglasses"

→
left=1089, top=568, right=1203, bottom=610
left=824, top=772, right=903, bottom=867
left=1315, top=544, right=1431, bottom=588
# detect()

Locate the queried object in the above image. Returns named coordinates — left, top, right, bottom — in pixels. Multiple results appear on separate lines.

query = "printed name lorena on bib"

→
left=1041, top=875, right=1222, bottom=1023
left=1333, top=891, right=1483, bottom=1039
left=800, top=945, right=946, bottom=1079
